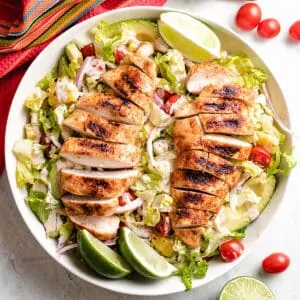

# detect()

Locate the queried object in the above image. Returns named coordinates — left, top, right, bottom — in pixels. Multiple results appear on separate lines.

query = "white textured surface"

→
left=1, top=1, right=300, bottom=299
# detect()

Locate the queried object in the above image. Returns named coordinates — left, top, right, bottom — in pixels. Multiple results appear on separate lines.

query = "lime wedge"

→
left=77, top=229, right=132, bottom=279
left=158, top=12, right=221, bottom=62
left=219, top=276, right=275, bottom=300
left=118, top=227, right=177, bottom=279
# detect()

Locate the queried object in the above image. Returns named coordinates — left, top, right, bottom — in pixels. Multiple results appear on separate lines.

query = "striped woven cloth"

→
left=0, top=0, right=167, bottom=172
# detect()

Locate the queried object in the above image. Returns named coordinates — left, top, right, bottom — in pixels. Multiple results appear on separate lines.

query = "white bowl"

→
left=5, top=6, right=292, bottom=296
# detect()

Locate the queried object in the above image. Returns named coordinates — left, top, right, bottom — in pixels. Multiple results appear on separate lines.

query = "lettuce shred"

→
left=216, top=55, right=268, bottom=88
left=267, top=149, right=296, bottom=176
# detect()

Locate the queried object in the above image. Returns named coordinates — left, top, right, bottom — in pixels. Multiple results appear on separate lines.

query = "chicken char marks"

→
left=59, top=59, right=158, bottom=240
left=172, top=62, right=255, bottom=248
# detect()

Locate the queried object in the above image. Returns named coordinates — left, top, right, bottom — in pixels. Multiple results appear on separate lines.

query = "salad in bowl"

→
left=12, top=11, right=295, bottom=291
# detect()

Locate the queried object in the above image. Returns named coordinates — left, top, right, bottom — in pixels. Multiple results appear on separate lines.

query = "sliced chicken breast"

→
left=62, top=194, right=118, bottom=216
left=200, top=113, right=254, bottom=135
left=171, top=188, right=223, bottom=213
left=175, top=97, right=246, bottom=118
left=176, top=150, right=208, bottom=172
left=60, top=169, right=139, bottom=198
left=67, top=213, right=120, bottom=240
left=186, top=62, right=235, bottom=94
left=102, top=65, right=156, bottom=115
left=59, top=137, right=140, bottom=169
left=173, top=116, right=203, bottom=151
left=121, top=53, right=157, bottom=79
left=200, top=134, right=252, bottom=160
left=171, top=170, right=229, bottom=197
left=171, top=209, right=212, bottom=228
left=206, top=153, right=243, bottom=188
left=174, top=227, right=204, bottom=248
left=76, top=93, right=145, bottom=125
left=63, top=109, right=141, bottom=144
left=200, top=84, right=255, bottom=106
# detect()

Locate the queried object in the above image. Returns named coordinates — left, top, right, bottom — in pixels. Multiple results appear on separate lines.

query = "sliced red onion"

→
left=103, top=237, right=118, bottom=246
left=57, top=235, right=69, bottom=250
left=115, top=198, right=143, bottom=214
left=75, top=56, right=94, bottom=90
left=153, top=93, right=165, bottom=109
left=57, top=243, right=78, bottom=255
left=124, top=218, right=151, bottom=239
left=262, top=83, right=295, bottom=136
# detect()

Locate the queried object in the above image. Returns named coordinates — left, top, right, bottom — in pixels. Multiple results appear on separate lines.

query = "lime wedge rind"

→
left=219, top=276, right=275, bottom=300
left=118, top=227, right=177, bottom=279
left=78, top=229, right=132, bottom=279
left=158, top=12, right=221, bottom=62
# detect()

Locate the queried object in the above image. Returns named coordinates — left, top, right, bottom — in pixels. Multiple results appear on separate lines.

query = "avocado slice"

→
left=222, top=174, right=276, bottom=232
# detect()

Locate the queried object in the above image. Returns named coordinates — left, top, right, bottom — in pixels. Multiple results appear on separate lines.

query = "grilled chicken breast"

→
left=171, top=170, right=229, bottom=197
left=175, top=97, right=246, bottom=118
left=173, top=116, right=203, bottom=151
left=174, top=227, right=204, bottom=248
left=102, top=65, right=156, bottom=115
left=67, top=213, right=120, bottom=240
left=62, top=194, right=118, bottom=216
left=171, top=209, right=212, bottom=228
left=186, top=62, right=236, bottom=94
left=200, top=113, right=254, bottom=135
left=176, top=150, right=242, bottom=188
left=59, top=137, right=140, bottom=169
left=200, top=134, right=252, bottom=160
left=76, top=93, right=145, bottom=125
left=171, top=189, right=223, bottom=213
left=206, top=153, right=243, bottom=188
left=200, top=84, right=255, bottom=106
left=63, top=109, right=141, bottom=144
left=60, top=169, right=139, bottom=198
left=121, top=53, right=157, bottom=79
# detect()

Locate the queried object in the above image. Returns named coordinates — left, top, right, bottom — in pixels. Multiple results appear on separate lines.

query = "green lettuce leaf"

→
left=216, top=55, right=268, bottom=88
left=48, top=160, right=62, bottom=199
left=143, top=206, right=160, bottom=226
left=26, top=196, right=50, bottom=223
left=59, top=218, right=74, bottom=239
left=36, top=67, right=58, bottom=91
left=24, top=87, right=48, bottom=111
left=16, top=161, right=34, bottom=187
left=267, top=149, right=296, bottom=176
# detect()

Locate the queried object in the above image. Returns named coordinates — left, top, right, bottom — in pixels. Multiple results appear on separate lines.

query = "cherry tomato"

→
left=114, top=49, right=125, bottom=63
left=289, top=20, right=300, bottom=41
left=219, top=239, right=244, bottom=262
left=118, top=196, right=127, bottom=206
left=250, top=146, right=271, bottom=169
left=235, top=3, right=262, bottom=31
left=257, top=18, right=281, bottom=39
left=262, top=253, right=290, bottom=274
left=164, top=94, right=181, bottom=115
left=155, top=216, right=171, bottom=236
left=80, top=43, right=95, bottom=58
left=156, top=88, right=172, bottom=101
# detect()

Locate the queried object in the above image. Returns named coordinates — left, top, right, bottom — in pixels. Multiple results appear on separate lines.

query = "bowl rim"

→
left=4, top=5, right=293, bottom=296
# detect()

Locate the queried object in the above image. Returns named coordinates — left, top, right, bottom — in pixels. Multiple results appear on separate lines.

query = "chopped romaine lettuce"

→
left=36, top=67, right=58, bottom=91
left=267, top=149, right=296, bottom=176
left=216, top=55, right=268, bottom=88
left=24, top=87, right=48, bottom=111
left=143, top=206, right=160, bottom=226
left=131, top=173, right=162, bottom=192
left=149, top=102, right=173, bottom=127
left=16, top=161, right=34, bottom=187
left=26, top=196, right=50, bottom=223
left=154, top=49, right=186, bottom=93
left=48, top=160, right=62, bottom=199
left=59, top=218, right=74, bottom=239
left=25, top=124, right=41, bottom=141
left=241, top=160, right=264, bottom=177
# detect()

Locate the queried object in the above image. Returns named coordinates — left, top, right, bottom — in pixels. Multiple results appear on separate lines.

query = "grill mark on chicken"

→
left=78, top=139, right=114, bottom=154
left=86, top=121, right=109, bottom=139
left=212, top=85, right=238, bottom=98
left=183, top=169, right=215, bottom=185
left=212, top=145, right=240, bottom=156
left=206, top=161, right=235, bottom=175
left=82, top=177, right=110, bottom=194
left=205, top=118, right=241, bottom=130
left=123, top=73, right=139, bottom=93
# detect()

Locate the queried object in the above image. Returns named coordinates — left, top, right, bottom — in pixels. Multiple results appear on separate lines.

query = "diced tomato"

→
left=114, top=49, right=125, bottom=63
left=155, top=216, right=171, bottom=236
left=156, top=88, right=172, bottom=101
left=127, top=190, right=137, bottom=201
left=164, top=94, right=181, bottom=115
left=250, top=146, right=271, bottom=169
left=80, top=43, right=95, bottom=58
left=118, top=196, right=127, bottom=206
